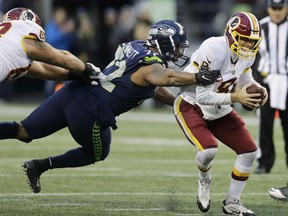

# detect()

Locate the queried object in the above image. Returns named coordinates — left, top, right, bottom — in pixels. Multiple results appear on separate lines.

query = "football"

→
left=242, top=83, right=265, bottom=111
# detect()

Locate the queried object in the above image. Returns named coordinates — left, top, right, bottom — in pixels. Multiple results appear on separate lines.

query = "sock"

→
left=227, top=178, right=246, bottom=201
left=49, top=147, right=96, bottom=169
left=198, top=168, right=211, bottom=180
left=225, top=194, right=239, bottom=205
left=196, top=148, right=217, bottom=181
left=35, top=158, right=51, bottom=174
left=226, top=152, right=256, bottom=202
left=0, top=122, right=19, bottom=139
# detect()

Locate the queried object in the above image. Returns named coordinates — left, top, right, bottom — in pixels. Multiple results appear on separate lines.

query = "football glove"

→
left=82, top=63, right=103, bottom=86
left=195, top=67, right=221, bottom=86
left=83, top=63, right=101, bottom=80
left=68, top=63, right=102, bottom=85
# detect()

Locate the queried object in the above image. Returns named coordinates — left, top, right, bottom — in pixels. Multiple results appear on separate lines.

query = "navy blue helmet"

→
left=146, top=20, right=190, bottom=67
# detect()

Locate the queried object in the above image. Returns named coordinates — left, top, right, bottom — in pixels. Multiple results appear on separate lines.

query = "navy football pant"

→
left=21, top=85, right=111, bottom=167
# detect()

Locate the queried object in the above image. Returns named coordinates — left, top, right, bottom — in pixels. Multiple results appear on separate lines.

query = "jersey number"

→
left=217, top=78, right=237, bottom=93
left=101, top=46, right=127, bottom=92
left=0, top=22, right=12, bottom=37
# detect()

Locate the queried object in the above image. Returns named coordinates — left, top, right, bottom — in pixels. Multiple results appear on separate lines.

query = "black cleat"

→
left=22, top=160, right=42, bottom=193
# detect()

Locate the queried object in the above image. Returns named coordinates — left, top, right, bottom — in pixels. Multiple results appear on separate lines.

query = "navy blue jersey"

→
left=67, top=40, right=168, bottom=129
left=19, top=41, right=168, bottom=166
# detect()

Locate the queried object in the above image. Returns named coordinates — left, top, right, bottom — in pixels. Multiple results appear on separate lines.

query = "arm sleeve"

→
left=238, top=68, right=258, bottom=88
left=196, top=85, right=232, bottom=105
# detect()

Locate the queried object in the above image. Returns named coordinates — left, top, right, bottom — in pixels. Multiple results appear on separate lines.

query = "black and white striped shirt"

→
left=257, top=16, right=288, bottom=75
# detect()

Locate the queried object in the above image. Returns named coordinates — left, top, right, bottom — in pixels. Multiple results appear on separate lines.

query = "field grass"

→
left=0, top=103, right=287, bottom=216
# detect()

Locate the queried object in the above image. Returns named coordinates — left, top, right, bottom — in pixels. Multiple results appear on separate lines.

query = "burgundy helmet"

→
left=225, top=12, right=262, bottom=60
left=3, top=7, right=41, bottom=25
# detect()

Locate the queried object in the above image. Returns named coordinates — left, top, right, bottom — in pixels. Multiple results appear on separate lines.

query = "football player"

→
left=173, top=12, right=268, bottom=216
left=0, top=8, right=100, bottom=84
left=0, top=20, right=220, bottom=193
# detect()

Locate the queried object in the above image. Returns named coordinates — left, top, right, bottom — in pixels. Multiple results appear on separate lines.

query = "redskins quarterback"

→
left=173, top=12, right=268, bottom=216
left=0, top=8, right=100, bottom=83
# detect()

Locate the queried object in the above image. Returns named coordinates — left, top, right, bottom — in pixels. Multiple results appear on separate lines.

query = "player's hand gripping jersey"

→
left=180, top=36, right=257, bottom=120
left=0, top=20, right=45, bottom=81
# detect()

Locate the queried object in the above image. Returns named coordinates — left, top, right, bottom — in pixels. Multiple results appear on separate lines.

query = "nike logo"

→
left=231, top=210, right=241, bottom=215
left=206, top=56, right=211, bottom=64
left=201, top=75, right=210, bottom=81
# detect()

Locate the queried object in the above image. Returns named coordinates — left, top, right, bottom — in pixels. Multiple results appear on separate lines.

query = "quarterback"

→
left=0, top=8, right=100, bottom=84
left=174, top=12, right=268, bottom=216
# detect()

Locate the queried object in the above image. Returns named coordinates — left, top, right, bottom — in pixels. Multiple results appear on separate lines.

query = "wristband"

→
left=195, top=73, right=200, bottom=83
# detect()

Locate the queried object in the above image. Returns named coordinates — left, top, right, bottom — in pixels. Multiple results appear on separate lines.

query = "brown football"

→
left=242, top=83, right=265, bottom=111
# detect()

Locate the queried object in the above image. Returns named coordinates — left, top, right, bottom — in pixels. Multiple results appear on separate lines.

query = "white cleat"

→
left=222, top=200, right=256, bottom=216
left=269, top=185, right=288, bottom=202
left=196, top=178, right=211, bottom=212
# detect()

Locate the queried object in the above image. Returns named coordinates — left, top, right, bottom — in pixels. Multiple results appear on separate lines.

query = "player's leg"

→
left=174, top=96, right=218, bottom=212
left=50, top=115, right=112, bottom=169
left=279, top=109, right=288, bottom=168
left=20, top=86, right=74, bottom=192
left=209, top=110, right=257, bottom=215
left=23, top=126, right=111, bottom=193
left=0, top=86, right=69, bottom=143
left=23, top=88, right=112, bottom=193
left=256, top=100, right=276, bottom=173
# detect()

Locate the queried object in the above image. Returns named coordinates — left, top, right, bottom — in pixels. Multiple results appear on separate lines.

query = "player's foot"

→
left=269, top=184, right=288, bottom=202
left=197, top=178, right=211, bottom=212
left=222, top=199, right=256, bottom=216
left=22, top=160, right=43, bottom=193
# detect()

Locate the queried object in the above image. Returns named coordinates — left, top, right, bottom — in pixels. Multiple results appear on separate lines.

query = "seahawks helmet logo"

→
left=149, top=25, right=176, bottom=36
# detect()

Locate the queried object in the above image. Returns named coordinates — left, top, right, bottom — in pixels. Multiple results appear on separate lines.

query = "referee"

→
left=254, top=0, right=288, bottom=174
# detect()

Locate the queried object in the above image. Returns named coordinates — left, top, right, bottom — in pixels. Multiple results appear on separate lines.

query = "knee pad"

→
left=236, top=151, right=257, bottom=167
left=196, top=148, right=217, bottom=169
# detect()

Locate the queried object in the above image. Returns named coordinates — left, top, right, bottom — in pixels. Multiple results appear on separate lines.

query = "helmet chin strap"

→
left=154, top=40, right=163, bottom=56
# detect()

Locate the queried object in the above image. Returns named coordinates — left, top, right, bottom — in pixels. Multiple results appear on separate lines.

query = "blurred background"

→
left=0, top=0, right=267, bottom=108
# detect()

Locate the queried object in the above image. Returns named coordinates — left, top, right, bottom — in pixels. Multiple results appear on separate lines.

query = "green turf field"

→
left=0, top=103, right=286, bottom=216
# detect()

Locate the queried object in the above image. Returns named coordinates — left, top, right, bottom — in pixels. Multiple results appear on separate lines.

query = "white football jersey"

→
left=179, top=36, right=256, bottom=120
left=0, top=20, right=45, bottom=82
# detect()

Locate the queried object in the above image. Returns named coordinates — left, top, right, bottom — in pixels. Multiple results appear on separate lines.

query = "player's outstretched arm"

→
left=25, top=38, right=85, bottom=71
left=132, top=64, right=220, bottom=87
left=24, top=38, right=101, bottom=82
left=27, top=61, right=68, bottom=81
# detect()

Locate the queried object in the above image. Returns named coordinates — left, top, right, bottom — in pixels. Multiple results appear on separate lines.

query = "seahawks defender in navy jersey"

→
left=0, top=20, right=220, bottom=193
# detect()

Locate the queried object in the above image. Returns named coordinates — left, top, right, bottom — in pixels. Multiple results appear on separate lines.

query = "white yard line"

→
left=105, top=208, right=166, bottom=211
left=0, top=192, right=268, bottom=197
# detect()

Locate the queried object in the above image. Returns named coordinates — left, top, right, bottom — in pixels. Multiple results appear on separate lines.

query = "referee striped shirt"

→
left=257, top=16, right=288, bottom=75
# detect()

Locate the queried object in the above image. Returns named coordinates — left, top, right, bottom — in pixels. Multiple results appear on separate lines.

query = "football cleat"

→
left=223, top=200, right=256, bottom=216
left=269, top=184, right=288, bottom=202
left=22, top=160, right=42, bottom=193
left=197, top=178, right=211, bottom=212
